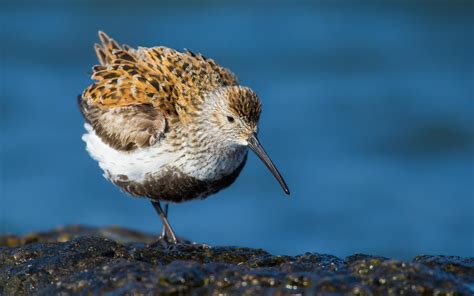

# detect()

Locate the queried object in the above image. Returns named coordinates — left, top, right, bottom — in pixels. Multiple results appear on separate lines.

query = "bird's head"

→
left=206, top=86, right=261, bottom=145
left=201, top=85, right=290, bottom=195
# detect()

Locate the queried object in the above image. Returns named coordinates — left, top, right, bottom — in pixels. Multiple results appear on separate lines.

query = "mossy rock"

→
left=1, top=225, right=472, bottom=295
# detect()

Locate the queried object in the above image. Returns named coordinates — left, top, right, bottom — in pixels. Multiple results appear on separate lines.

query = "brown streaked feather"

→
left=95, top=31, right=121, bottom=65
left=227, top=87, right=261, bottom=125
left=84, top=31, right=238, bottom=110
left=80, top=31, right=239, bottom=149
left=79, top=97, right=166, bottom=151
left=184, top=49, right=238, bottom=87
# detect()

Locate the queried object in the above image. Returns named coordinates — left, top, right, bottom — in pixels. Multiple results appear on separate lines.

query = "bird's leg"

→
left=151, top=201, right=177, bottom=244
left=159, top=203, right=169, bottom=238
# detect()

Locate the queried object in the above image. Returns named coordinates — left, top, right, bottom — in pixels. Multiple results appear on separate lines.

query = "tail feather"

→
left=94, top=31, right=123, bottom=65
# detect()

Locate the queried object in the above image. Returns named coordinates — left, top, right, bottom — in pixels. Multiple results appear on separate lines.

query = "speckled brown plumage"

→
left=80, top=32, right=240, bottom=151
left=79, top=98, right=166, bottom=151
left=79, top=31, right=288, bottom=243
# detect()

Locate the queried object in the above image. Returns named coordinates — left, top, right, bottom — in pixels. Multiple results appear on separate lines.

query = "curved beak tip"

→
left=247, top=134, right=290, bottom=196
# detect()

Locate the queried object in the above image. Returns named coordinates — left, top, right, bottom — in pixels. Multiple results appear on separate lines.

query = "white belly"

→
left=82, top=124, right=246, bottom=183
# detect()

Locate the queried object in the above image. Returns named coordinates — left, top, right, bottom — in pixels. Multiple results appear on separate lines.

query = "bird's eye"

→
left=227, top=116, right=235, bottom=123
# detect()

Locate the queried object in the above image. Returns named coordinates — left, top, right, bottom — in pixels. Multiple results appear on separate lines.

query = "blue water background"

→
left=1, top=1, right=473, bottom=259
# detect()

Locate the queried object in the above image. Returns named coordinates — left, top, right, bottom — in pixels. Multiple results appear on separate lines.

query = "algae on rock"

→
left=0, top=226, right=473, bottom=295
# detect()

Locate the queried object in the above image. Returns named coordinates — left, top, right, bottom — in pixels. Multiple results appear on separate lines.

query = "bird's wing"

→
left=78, top=98, right=166, bottom=151
left=80, top=31, right=239, bottom=150
left=80, top=32, right=176, bottom=151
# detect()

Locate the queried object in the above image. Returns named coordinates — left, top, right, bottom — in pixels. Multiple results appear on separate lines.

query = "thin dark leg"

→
left=159, top=203, right=170, bottom=238
left=151, top=201, right=177, bottom=243
left=160, top=223, right=166, bottom=238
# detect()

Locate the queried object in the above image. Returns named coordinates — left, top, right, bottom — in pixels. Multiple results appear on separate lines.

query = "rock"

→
left=0, top=226, right=473, bottom=295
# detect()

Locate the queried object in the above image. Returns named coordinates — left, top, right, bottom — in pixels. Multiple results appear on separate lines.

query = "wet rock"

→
left=0, top=226, right=472, bottom=295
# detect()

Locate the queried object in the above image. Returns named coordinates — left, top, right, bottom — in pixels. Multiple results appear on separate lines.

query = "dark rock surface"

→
left=1, top=226, right=473, bottom=295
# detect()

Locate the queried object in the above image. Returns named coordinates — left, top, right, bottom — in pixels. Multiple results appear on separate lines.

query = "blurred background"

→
left=1, top=1, right=473, bottom=259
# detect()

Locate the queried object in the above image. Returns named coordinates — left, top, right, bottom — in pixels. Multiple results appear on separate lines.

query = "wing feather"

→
left=79, top=97, right=166, bottom=151
left=80, top=31, right=239, bottom=150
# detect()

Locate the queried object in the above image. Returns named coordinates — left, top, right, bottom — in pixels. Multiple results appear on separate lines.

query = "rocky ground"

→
left=0, top=225, right=473, bottom=295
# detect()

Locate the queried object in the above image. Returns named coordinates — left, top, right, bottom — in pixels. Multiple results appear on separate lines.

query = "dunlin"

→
left=79, top=31, right=289, bottom=243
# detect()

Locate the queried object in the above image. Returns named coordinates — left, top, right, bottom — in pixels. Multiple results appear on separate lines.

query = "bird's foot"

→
left=149, top=234, right=210, bottom=249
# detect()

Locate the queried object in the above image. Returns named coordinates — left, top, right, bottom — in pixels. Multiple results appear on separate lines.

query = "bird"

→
left=79, top=31, right=290, bottom=244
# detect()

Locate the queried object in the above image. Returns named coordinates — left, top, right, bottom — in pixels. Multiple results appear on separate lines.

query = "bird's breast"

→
left=83, top=124, right=248, bottom=201
left=113, top=152, right=248, bottom=203
left=111, top=144, right=249, bottom=202
left=175, top=144, right=248, bottom=182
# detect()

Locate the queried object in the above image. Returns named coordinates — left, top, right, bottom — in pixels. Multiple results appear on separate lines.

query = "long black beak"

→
left=248, top=134, right=290, bottom=195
